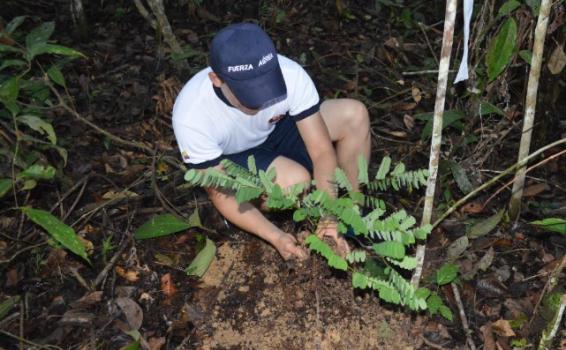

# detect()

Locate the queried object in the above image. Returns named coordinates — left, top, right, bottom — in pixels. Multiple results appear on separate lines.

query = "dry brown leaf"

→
left=480, top=323, right=496, bottom=350
left=78, top=236, right=94, bottom=256
left=5, top=268, right=20, bottom=287
left=403, top=114, right=415, bottom=130
left=460, top=202, right=484, bottom=214
left=160, top=273, right=177, bottom=303
left=101, top=190, right=139, bottom=200
left=547, top=45, right=566, bottom=75
left=392, top=102, right=417, bottom=111
left=411, top=86, right=422, bottom=103
left=115, top=266, right=140, bottom=282
left=522, top=183, right=549, bottom=197
left=70, top=291, right=103, bottom=309
left=491, top=319, right=516, bottom=337
left=384, top=37, right=400, bottom=48
left=148, top=337, right=166, bottom=350
left=115, top=297, right=143, bottom=331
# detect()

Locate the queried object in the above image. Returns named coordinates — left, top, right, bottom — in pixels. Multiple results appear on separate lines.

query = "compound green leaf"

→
left=247, top=155, right=257, bottom=175
left=439, top=305, right=454, bottom=321
left=18, top=114, right=57, bottom=144
left=376, top=156, right=391, bottom=180
left=373, top=241, right=405, bottom=259
left=427, top=293, right=442, bottom=314
left=357, top=154, right=369, bottom=185
left=185, top=238, right=216, bottom=277
left=25, top=22, right=55, bottom=51
left=519, top=50, right=532, bottom=65
left=0, top=179, right=12, bottom=198
left=134, top=214, right=191, bottom=239
left=19, top=164, right=56, bottom=180
left=436, top=263, right=459, bottom=285
left=47, top=65, right=66, bottom=87
left=305, top=234, right=348, bottom=271
left=531, top=218, right=566, bottom=234
left=22, top=207, right=90, bottom=263
left=0, top=59, right=26, bottom=72
left=6, top=16, right=27, bottom=33
left=486, top=18, right=517, bottom=82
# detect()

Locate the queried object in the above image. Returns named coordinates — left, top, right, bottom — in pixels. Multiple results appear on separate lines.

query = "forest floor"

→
left=1, top=1, right=565, bottom=349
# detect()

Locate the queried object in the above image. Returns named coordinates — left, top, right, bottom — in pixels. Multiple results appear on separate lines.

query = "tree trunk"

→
left=411, top=0, right=457, bottom=288
left=508, top=0, right=552, bottom=221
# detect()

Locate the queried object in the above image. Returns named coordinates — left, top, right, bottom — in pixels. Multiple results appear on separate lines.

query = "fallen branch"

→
left=482, top=149, right=566, bottom=208
left=452, top=282, right=476, bottom=350
left=432, top=137, right=566, bottom=228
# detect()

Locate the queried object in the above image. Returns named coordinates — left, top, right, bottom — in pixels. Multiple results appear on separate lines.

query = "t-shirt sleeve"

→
left=173, top=120, right=223, bottom=168
left=286, top=63, right=321, bottom=121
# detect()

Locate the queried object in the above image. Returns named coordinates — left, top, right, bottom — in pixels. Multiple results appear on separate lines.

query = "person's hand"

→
left=271, top=232, right=308, bottom=261
left=316, top=216, right=350, bottom=257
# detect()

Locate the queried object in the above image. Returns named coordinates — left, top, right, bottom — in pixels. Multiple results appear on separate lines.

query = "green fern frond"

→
left=386, top=256, right=417, bottom=270
left=385, top=267, right=427, bottom=311
left=352, top=272, right=401, bottom=304
left=357, top=155, right=369, bottom=185
left=305, top=234, right=348, bottom=271
left=346, top=250, right=367, bottom=264
left=376, top=156, right=391, bottom=180
left=334, top=168, right=353, bottom=191
left=221, top=159, right=262, bottom=187
left=373, top=241, right=406, bottom=259
left=247, top=155, right=257, bottom=175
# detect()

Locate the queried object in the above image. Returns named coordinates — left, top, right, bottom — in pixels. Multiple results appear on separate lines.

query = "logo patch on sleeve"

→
left=181, top=151, right=190, bottom=161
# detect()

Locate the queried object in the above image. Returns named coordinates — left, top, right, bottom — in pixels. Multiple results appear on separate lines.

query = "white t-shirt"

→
left=172, top=55, right=320, bottom=166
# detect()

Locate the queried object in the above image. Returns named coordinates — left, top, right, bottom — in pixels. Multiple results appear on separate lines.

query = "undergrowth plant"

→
left=185, top=155, right=452, bottom=318
left=0, top=17, right=84, bottom=201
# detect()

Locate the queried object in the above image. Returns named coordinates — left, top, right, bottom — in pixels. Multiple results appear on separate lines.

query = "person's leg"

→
left=319, top=98, right=371, bottom=191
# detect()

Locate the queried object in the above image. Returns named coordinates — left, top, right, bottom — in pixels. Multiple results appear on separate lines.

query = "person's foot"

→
left=271, top=232, right=308, bottom=261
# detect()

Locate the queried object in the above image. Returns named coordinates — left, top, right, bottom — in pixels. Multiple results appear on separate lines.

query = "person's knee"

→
left=345, top=100, right=370, bottom=133
left=281, top=165, right=311, bottom=189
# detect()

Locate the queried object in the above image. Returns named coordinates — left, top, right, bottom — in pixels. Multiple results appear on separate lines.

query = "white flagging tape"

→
left=454, top=0, right=474, bottom=83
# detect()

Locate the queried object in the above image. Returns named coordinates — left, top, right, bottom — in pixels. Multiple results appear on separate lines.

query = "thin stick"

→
left=433, top=138, right=566, bottom=228
left=94, top=236, right=132, bottom=288
left=411, top=0, right=457, bottom=288
left=68, top=266, right=92, bottom=291
left=62, top=176, right=89, bottom=221
left=48, top=83, right=153, bottom=154
left=49, top=175, right=89, bottom=213
left=452, top=282, right=476, bottom=350
left=482, top=149, right=566, bottom=208
left=508, top=0, right=552, bottom=221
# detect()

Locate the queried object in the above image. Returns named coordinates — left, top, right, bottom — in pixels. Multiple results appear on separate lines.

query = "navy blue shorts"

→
left=191, top=116, right=313, bottom=173
left=224, top=116, right=313, bottom=173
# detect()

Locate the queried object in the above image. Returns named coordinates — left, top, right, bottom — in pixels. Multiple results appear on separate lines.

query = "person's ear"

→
left=208, top=72, right=223, bottom=87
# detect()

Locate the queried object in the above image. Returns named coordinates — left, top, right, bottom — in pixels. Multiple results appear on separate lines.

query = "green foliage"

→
left=0, top=296, right=20, bottom=321
left=435, top=263, right=459, bottom=285
left=21, top=207, right=90, bottom=263
left=485, top=17, right=517, bottom=82
left=305, top=234, right=348, bottom=271
left=530, top=218, right=566, bottom=234
left=184, top=154, right=433, bottom=314
left=0, top=18, right=83, bottom=199
left=186, top=237, right=216, bottom=277
left=134, top=211, right=201, bottom=239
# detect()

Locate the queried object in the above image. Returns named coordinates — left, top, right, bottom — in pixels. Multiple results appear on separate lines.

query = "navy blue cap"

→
left=209, top=23, right=287, bottom=110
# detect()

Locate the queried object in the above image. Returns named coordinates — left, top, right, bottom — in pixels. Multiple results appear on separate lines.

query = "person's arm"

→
left=204, top=166, right=307, bottom=261
left=296, top=112, right=350, bottom=256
